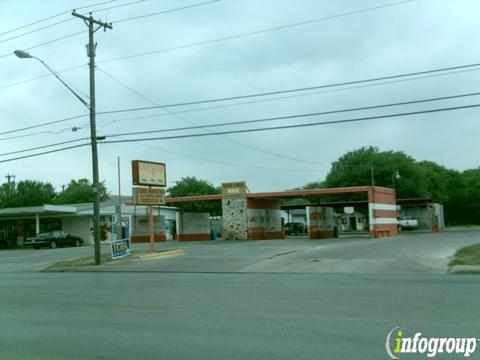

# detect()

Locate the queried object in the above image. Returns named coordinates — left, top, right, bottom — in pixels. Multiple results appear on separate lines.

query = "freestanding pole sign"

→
left=132, top=161, right=166, bottom=252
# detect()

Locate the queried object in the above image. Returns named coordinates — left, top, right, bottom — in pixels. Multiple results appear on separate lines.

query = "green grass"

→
left=449, top=244, right=480, bottom=266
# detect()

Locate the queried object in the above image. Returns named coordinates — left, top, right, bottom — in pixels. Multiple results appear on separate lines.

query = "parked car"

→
left=24, top=231, right=83, bottom=249
left=283, top=222, right=307, bottom=235
left=398, top=217, right=418, bottom=231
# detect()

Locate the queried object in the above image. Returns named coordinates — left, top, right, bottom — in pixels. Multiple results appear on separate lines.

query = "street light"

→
left=15, top=49, right=102, bottom=265
left=14, top=50, right=90, bottom=109
left=392, top=171, right=400, bottom=189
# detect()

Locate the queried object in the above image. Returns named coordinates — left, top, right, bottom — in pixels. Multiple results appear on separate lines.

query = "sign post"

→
left=132, top=160, right=166, bottom=253
left=148, top=203, right=154, bottom=252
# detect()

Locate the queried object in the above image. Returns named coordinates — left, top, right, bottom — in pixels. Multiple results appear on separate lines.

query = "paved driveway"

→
left=1, top=230, right=479, bottom=359
left=32, top=229, right=480, bottom=274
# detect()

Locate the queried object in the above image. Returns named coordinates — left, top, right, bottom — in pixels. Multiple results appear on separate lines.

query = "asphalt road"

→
left=0, top=230, right=479, bottom=359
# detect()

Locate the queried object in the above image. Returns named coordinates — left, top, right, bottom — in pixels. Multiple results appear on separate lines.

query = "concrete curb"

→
left=135, top=249, right=185, bottom=261
left=42, top=249, right=185, bottom=271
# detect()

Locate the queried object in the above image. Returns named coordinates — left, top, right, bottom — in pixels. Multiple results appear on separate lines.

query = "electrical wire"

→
left=1, top=102, right=478, bottom=165
left=0, top=143, right=90, bottom=164
left=132, top=142, right=329, bottom=172
left=0, top=137, right=89, bottom=158
left=0, top=0, right=119, bottom=37
left=0, top=0, right=145, bottom=45
left=85, top=0, right=146, bottom=14
left=0, top=64, right=88, bottom=91
left=97, top=0, right=413, bottom=64
left=94, top=63, right=480, bottom=115
left=98, top=67, right=323, bottom=165
left=0, top=0, right=215, bottom=60
left=0, top=0, right=412, bottom=83
left=101, top=103, right=480, bottom=144
left=113, top=0, right=221, bottom=24
left=96, top=67, right=480, bottom=128
left=0, top=125, right=86, bottom=143
left=101, top=91, right=480, bottom=138
left=2, top=63, right=480, bottom=137
left=0, top=113, right=88, bottom=136
left=0, top=18, right=75, bottom=45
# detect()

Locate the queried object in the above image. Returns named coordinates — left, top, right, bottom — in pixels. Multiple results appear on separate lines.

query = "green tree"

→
left=0, top=179, right=56, bottom=208
left=324, top=146, right=427, bottom=199
left=0, top=182, right=16, bottom=208
left=301, top=147, right=480, bottom=225
left=167, top=176, right=221, bottom=215
left=55, top=178, right=109, bottom=204
left=15, top=180, right=56, bottom=207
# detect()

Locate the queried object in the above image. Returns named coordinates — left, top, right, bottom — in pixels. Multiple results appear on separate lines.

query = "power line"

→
left=9, top=86, right=480, bottom=146
left=129, top=142, right=328, bottom=172
left=98, top=67, right=324, bottom=165
left=94, top=62, right=480, bottom=115
left=0, top=0, right=216, bottom=60
left=84, top=0, right=146, bottom=14
left=97, top=0, right=413, bottom=64
left=0, top=0, right=412, bottom=85
left=0, top=0, right=144, bottom=46
left=5, top=30, right=87, bottom=57
left=114, top=0, right=221, bottom=23
left=101, top=91, right=480, bottom=138
left=101, top=103, right=480, bottom=144
left=0, top=125, right=85, bottom=143
left=1, top=103, right=478, bottom=165
left=2, top=63, right=480, bottom=137
left=0, top=137, right=89, bottom=158
left=0, top=143, right=90, bottom=164
left=0, top=18, right=75, bottom=45
left=0, top=113, right=88, bottom=136
left=0, top=64, right=88, bottom=91
left=95, top=67, right=480, bottom=128
left=0, top=0, right=118, bottom=37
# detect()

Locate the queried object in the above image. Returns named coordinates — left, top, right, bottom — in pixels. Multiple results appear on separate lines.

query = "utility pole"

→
left=72, top=11, right=112, bottom=265
left=5, top=173, right=15, bottom=184
left=370, top=165, right=375, bottom=186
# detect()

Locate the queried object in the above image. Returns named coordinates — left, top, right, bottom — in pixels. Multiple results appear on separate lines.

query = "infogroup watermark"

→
left=385, top=327, right=478, bottom=359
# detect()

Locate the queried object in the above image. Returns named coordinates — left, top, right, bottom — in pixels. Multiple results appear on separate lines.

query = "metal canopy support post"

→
left=72, top=11, right=112, bottom=265
left=35, top=214, right=40, bottom=235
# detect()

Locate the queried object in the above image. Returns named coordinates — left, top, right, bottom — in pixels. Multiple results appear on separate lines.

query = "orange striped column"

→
left=368, top=187, right=398, bottom=238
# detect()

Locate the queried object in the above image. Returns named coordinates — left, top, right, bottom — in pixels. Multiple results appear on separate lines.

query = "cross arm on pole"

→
left=72, top=11, right=113, bottom=30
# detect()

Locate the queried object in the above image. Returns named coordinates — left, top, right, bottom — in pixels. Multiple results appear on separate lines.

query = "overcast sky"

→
left=0, top=0, right=479, bottom=195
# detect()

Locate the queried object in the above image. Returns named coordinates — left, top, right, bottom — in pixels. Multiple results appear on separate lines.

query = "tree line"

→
left=166, top=147, right=480, bottom=225
left=0, top=178, right=109, bottom=208
left=302, top=146, right=480, bottom=225
left=2, top=147, right=478, bottom=225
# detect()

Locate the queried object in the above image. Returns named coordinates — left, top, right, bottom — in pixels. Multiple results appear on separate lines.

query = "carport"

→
left=0, top=205, right=77, bottom=246
left=166, top=185, right=398, bottom=240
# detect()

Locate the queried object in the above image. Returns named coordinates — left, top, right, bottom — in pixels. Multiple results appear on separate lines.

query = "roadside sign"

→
left=133, top=187, right=166, bottom=205
left=110, top=238, right=131, bottom=260
left=132, top=160, right=166, bottom=187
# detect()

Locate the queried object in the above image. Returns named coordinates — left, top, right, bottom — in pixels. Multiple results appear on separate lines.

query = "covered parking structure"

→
left=282, top=199, right=370, bottom=234
left=166, top=185, right=397, bottom=240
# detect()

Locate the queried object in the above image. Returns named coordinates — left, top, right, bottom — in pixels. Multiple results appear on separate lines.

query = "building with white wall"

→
left=0, top=201, right=178, bottom=247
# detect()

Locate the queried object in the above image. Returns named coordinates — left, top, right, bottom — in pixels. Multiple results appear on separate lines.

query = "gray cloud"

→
left=0, top=0, right=479, bottom=195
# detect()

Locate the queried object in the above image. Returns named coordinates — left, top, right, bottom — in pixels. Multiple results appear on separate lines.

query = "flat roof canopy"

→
left=166, top=186, right=393, bottom=204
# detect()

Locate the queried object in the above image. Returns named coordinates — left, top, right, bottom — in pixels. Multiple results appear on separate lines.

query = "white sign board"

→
left=132, top=160, right=166, bottom=187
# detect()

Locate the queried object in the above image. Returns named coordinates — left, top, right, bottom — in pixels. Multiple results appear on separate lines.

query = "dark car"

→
left=25, top=231, right=83, bottom=249
left=283, top=222, right=307, bottom=235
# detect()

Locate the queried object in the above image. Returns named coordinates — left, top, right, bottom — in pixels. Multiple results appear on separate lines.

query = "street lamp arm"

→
left=33, top=57, right=91, bottom=110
